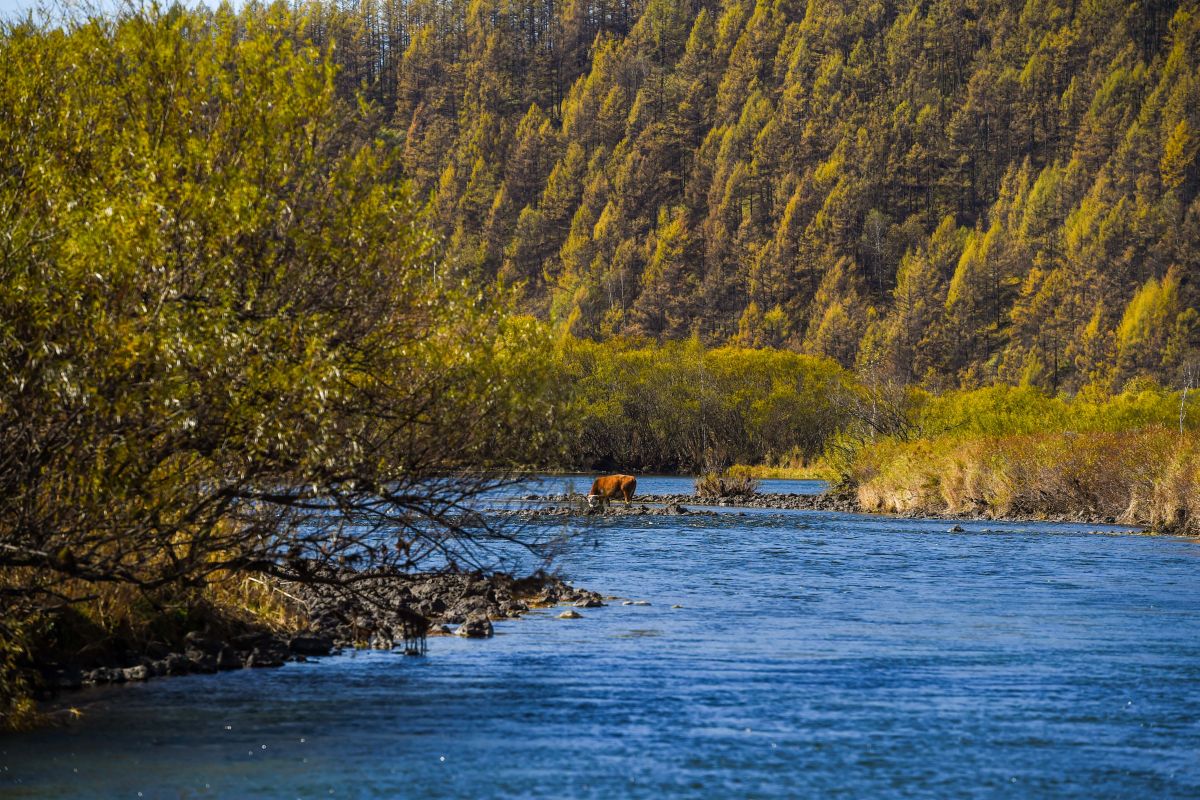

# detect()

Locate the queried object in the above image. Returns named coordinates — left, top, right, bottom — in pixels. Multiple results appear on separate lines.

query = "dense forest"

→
left=296, top=0, right=1200, bottom=391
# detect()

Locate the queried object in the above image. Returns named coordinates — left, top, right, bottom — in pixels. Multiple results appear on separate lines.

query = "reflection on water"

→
left=4, top=482, right=1199, bottom=799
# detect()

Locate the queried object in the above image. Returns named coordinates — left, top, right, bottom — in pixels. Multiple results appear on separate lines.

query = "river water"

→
left=4, top=478, right=1200, bottom=798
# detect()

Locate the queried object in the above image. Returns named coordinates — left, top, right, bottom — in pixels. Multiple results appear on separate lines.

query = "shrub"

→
left=695, top=472, right=760, bottom=499
left=0, top=6, right=568, bottom=727
left=558, top=337, right=853, bottom=472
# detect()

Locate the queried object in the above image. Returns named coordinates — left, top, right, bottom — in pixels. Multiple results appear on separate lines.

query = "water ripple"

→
left=4, top=486, right=1200, bottom=798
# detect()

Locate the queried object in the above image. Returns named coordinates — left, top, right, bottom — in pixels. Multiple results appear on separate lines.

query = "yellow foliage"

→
left=1117, top=270, right=1179, bottom=350
left=1161, top=119, right=1198, bottom=191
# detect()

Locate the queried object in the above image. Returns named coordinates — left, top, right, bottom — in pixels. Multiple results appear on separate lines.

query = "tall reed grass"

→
left=852, top=427, right=1198, bottom=532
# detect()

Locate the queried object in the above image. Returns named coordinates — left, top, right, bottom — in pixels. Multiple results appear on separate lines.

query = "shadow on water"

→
left=4, top=479, right=1200, bottom=799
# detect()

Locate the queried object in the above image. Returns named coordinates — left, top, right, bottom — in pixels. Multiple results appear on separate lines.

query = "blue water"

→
left=494, top=473, right=829, bottom=498
left=4, top=488, right=1200, bottom=798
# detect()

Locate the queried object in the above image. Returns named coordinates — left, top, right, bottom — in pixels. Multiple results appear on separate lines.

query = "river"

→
left=3, top=477, right=1199, bottom=798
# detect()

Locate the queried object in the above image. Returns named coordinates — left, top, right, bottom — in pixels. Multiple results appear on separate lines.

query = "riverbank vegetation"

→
left=841, top=385, right=1200, bottom=532
left=556, top=337, right=851, bottom=471
left=2, top=573, right=302, bottom=730
left=695, top=471, right=760, bottom=499
left=549, top=354, right=1200, bottom=534
left=853, top=428, right=1199, bottom=530
left=0, top=5, right=565, bottom=729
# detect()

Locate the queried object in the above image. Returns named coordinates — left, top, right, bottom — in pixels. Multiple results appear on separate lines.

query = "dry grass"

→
left=852, top=427, right=1199, bottom=532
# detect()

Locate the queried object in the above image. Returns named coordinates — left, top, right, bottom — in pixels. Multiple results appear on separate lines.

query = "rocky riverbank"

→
left=510, top=490, right=1140, bottom=529
left=499, top=501, right=718, bottom=518
left=641, top=492, right=860, bottom=512
left=513, top=492, right=858, bottom=514
left=290, top=569, right=605, bottom=644
left=36, top=570, right=598, bottom=697
left=881, top=506, right=1134, bottom=527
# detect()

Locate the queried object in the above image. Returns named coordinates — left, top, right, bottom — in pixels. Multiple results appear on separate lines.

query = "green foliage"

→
left=1115, top=268, right=1184, bottom=378
left=556, top=337, right=851, bottom=471
left=0, top=3, right=567, bottom=658
left=910, top=384, right=1200, bottom=439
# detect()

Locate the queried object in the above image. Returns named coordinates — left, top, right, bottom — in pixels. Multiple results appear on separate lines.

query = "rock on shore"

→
left=38, top=569, right=600, bottom=696
left=288, top=568, right=603, bottom=649
left=516, top=492, right=859, bottom=514
left=499, top=502, right=717, bottom=519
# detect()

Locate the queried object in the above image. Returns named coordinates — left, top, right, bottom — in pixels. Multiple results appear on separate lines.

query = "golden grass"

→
left=851, top=427, right=1199, bottom=532
left=205, top=571, right=309, bottom=633
left=726, top=463, right=836, bottom=480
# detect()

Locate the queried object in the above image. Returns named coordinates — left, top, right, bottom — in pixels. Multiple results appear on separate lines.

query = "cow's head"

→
left=586, top=494, right=604, bottom=510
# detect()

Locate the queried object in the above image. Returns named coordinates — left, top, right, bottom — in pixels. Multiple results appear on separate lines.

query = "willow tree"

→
left=0, top=4, right=564, bottom=629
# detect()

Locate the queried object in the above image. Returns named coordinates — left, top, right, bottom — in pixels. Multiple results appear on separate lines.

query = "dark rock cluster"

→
left=894, top=507, right=1123, bottom=526
left=38, top=570, right=598, bottom=696
left=646, top=492, right=860, bottom=512
left=40, top=629, right=325, bottom=691
left=501, top=502, right=717, bottom=518
left=39, top=627, right=335, bottom=692
left=289, top=569, right=602, bottom=644
left=522, top=492, right=860, bottom=513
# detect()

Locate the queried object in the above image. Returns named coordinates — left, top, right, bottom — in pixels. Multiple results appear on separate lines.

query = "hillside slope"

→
left=308, top=0, right=1200, bottom=391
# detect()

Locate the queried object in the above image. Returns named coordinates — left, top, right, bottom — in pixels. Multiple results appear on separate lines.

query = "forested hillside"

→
left=300, top=0, right=1200, bottom=391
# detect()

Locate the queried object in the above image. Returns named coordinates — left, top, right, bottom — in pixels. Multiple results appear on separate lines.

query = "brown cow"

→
left=587, top=474, right=637, bottom=508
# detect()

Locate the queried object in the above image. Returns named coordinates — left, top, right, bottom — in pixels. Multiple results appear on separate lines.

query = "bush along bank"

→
left=0, top=5, right=575, bottom=733
left=849, top=428, right=1199, bottom=533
